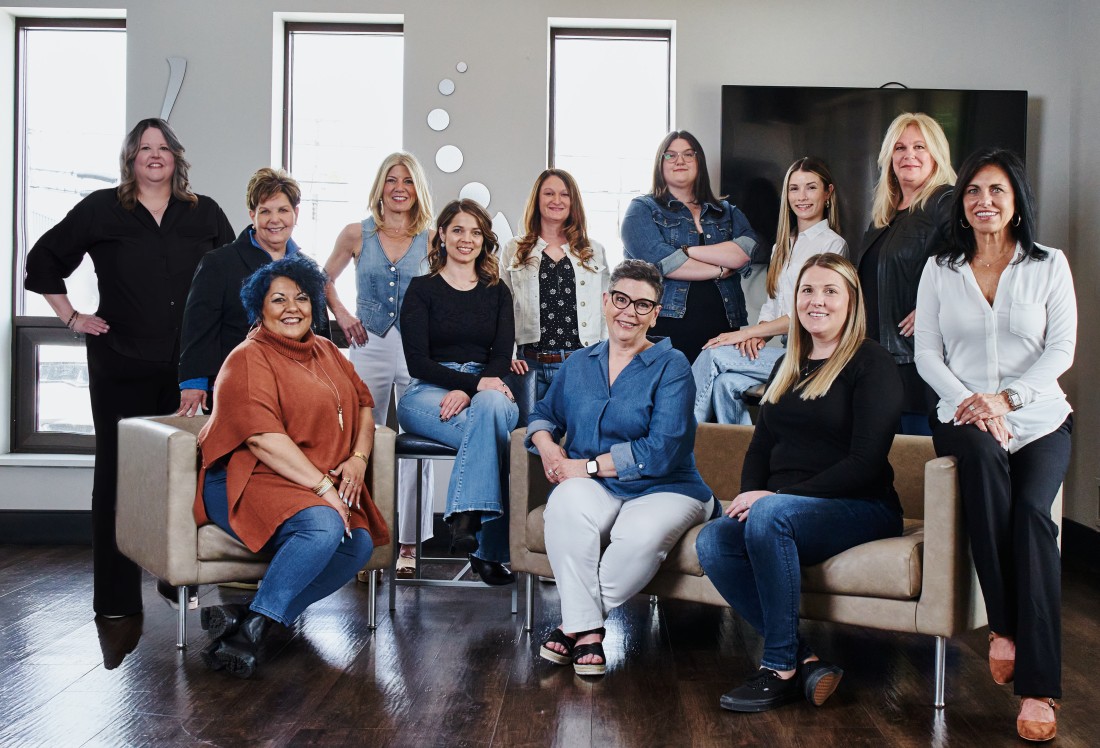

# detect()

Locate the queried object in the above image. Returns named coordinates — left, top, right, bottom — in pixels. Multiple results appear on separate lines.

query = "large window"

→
left=11, top=19, right=126, bottom=452
left=550, top=28, right=671, bottom=266
left=283, top=22, right=403, bottom=305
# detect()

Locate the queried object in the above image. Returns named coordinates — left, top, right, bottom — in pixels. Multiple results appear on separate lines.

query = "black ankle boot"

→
left=449, top=511, right=481, bottom=554
left=205, top=612, right=272, bottom=679
left=200, top=602, right=252, bottom=640
left=467, top=554, right=516, bottom=586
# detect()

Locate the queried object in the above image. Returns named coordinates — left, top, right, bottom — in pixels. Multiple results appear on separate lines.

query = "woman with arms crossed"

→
left=914, top=148, right=1075, bottom=742
left=24, top=118, right=233, bottom=618
left=697, top=254, right=904, bottom=712
left=323, top=152, right=435, bottom=578
left=502, top=168, right=608, bottom=424
left=621, top=131, right=758, bottom=363
left=692, top=156, right=847, bottom=423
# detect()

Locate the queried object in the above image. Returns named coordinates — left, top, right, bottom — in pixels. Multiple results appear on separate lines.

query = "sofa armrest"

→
left=116, top=417, right=204, bottom=583
left=914, top=455, right=984, bottom=635
left=365, top=426, right=395, bottom=569
left=509, top=428, right=551, bottom=562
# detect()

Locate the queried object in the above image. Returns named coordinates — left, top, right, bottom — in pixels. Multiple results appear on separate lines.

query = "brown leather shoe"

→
left=988, top=632, right=1014, bottom=685
left=1017, top=698, right=1058, bottom=742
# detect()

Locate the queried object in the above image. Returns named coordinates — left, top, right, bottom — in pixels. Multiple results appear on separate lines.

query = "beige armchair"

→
left=509, top=423, right=1060, bottom=708
left=116, top=415, right=395, bottom=649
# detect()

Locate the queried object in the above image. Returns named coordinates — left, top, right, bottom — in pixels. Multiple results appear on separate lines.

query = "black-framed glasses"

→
left=609, top=290, right=658, bottom=315
left=661, top=150, right=697, bottom=162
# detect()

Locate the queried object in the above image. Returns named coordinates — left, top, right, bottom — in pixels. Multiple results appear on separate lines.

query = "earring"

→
left=825, top=200, right=831, bottom=208
left=960, top=218, right=971, bottom=229
left=1012, top=214, right=1021, bottom=227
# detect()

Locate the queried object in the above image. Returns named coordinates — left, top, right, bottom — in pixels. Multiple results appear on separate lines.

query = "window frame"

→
left=10, top=17, right=125, bottom=454
left=547, top=27, right=672, bottom=168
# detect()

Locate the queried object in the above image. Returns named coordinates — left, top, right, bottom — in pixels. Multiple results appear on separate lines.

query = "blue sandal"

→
left=571, top=627, right=606, bottom=676
left=539, top=628, right=576, bottom=665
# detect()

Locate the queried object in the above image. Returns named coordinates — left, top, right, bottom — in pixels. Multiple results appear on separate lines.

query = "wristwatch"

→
left=1001, top=388, right=1023, bottom=411
left=586, top=458, right=599, bottom=477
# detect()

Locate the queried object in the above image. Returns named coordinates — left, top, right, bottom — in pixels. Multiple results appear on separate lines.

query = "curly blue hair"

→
left=240, top=254, right=328, bottom=326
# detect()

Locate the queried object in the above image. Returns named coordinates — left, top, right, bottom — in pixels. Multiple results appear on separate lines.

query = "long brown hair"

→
left=512, top=169, right=595, bottom=271
left=428, top=199, right=500, bottom=285
left=767, top=157, right=841, bottom=298
left=650, top=130, right=719, bottom=206
left=117, top=118, right=197, bottom=210
left=761, top=254, right=867, bottom=403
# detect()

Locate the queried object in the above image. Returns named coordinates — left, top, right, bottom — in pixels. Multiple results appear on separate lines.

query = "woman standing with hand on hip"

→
left=323, top=152, right=435, bottom=578
left=915, top=148, right=1075, bottom=742
left=501, top=169, right=608, bottom=423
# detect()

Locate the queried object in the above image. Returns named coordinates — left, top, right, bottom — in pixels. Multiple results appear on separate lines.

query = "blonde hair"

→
left=511, top=169, right=595, bottom=271
left=761, top=254, right=867, bottom=404
left=428, top=199, right=500, bottom=285
left=367, top=152, right=434, bottom=236
left=767, top=157, right=841, bottom=299
left=871, top=112, right=956, bottom=229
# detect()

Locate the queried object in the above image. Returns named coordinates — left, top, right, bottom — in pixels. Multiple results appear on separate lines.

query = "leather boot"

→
left=207, top=612, right=273, bottom=679
left=200, top=603, right=252, bottom=640
left=449, top=511, right=481, bottom=554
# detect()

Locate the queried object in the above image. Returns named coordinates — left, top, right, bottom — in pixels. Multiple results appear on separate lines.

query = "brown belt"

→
left=521, top=348, right=576, bottom=364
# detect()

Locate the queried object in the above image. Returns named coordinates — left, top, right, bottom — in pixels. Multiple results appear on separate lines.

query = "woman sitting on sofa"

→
left=528, top=259, right=715, bottom=676
left=696, top=253, right=904, bottom=712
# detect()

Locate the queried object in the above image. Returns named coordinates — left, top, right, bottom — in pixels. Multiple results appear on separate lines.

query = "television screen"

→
left=719, top=85, right=1028, bottom=259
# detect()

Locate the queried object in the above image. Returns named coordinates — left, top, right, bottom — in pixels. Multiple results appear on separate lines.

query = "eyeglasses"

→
left=609, top=290, right=658, bottom=315
left=661, top=150, right=697, bottom=162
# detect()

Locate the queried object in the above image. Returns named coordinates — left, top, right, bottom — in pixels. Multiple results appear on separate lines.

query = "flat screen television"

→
left=719, top=85, right=1028, bottom=259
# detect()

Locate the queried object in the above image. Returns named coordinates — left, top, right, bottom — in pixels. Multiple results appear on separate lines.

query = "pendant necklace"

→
left=292, top=357, right=344, bottom=430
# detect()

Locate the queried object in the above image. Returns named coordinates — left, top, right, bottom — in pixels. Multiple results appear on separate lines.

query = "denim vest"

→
left=355, top=217, right=429, bottom=336
left=621, top=194, right=758, bottom=327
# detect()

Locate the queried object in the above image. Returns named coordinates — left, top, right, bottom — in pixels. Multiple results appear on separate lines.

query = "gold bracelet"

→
left=312, top=476, right=335, bottom=496
left=351, top=451, right=369, bottom=466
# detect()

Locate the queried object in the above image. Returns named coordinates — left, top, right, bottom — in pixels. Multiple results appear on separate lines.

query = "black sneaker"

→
left=719, top=668, right=801, bottom=712
left=800, top=660, right=844, bottom=706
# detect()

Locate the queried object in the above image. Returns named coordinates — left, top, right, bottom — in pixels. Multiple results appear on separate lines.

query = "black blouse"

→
left=24, top=188, right=234, bottom=362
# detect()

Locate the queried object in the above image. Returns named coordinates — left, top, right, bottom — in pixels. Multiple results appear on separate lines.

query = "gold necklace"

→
left=140, top=195, right=170, bottom=215
left=291, top=357, right=344, bottom=430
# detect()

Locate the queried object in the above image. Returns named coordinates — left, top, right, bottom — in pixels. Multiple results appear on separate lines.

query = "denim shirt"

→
left=525, top=337, right=713, bottom=502
left=621, top=194, right=758, bottom=327
left=355, top=217, right=430, bottom=336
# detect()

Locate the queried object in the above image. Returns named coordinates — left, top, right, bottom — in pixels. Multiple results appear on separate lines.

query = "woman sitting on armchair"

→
left=195, top=255, right=389, bottom=679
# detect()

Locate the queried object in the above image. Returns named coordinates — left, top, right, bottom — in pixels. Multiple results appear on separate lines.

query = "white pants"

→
left=543, top=478, right=711, bottom=633
left=350, top=326, right=434, bottom=545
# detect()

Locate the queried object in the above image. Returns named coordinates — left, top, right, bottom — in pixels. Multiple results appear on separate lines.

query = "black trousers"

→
left=87, top=338, right=181, bottom=616
left=933, top=417, right=1072, bottom=698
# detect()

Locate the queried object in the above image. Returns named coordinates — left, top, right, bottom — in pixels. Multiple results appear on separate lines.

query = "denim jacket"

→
left=525, top=337, right=713, bottom=502
left=500, top=236, right=609, bottom=348
left=355, top=217, right=430, bottom=336
left=621, top=194, right=758, bottom=327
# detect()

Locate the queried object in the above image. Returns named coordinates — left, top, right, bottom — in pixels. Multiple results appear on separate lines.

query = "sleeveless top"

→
left=354, top=216, right=430, bottom=336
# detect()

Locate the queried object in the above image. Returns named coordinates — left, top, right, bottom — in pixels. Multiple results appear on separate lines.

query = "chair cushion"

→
left=197, top=524, right=273, bottom=562
left=395, top=432, right=459, bottom=458
left=527, top=506, right=924, bottom=602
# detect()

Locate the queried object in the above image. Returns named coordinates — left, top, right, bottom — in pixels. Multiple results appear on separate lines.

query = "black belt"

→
left=521, top=348, right=577, bottom=364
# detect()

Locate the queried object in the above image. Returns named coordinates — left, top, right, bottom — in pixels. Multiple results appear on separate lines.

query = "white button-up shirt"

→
left=757, top=220, right=848, bottom=323
left=914, top=244, right=1076, bottom=452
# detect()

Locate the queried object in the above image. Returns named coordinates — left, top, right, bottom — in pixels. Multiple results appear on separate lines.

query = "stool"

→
left=388, top=432, right=517, bottom=613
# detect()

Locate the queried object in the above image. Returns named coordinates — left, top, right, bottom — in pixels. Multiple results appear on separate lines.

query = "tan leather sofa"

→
left=509, top=423, right=1061, bottom=707
left=116, top=415, right=395, bottom=649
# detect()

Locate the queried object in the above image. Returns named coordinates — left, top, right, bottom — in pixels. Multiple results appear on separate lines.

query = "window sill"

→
left=0, top=453, right=95, bottom=468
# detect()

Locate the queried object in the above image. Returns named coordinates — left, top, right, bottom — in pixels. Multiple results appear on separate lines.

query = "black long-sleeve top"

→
left=742, top=340, right=903, bottom=509
left=400, top=273, right=515, bottom=395
left=24, top=188, right=234, bottom=362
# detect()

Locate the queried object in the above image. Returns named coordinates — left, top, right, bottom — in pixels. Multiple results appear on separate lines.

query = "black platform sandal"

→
left=571, top=627, right=606, bottom=676
left=539, top=628, right=576, bottom=665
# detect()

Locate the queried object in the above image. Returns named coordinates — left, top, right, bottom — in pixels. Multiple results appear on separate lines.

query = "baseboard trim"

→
left=0, top=510, right=92, bottom=545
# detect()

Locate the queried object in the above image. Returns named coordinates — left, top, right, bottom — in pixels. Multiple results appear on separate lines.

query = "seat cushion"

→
left=528, top=507, right=924, bottom=602
left=197, top=524, right=273, bottom=563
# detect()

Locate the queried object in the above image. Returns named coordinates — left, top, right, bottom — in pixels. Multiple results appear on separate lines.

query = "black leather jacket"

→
left=855, top=185, right=953, bottom=364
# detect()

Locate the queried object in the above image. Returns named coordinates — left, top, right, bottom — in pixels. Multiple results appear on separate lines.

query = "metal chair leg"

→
left=933, top=635, right=947, bottom=708
left=367, top=570, right=378, bottom=630
left=524, top=572, right=535, bottom=631
left=176, top=586, right=187, bottom=650
left=511, top=584, right=518, bottom=615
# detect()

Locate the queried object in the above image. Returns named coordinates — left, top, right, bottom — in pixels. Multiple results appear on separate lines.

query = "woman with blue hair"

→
left=194, top=255, right=390, bottom=678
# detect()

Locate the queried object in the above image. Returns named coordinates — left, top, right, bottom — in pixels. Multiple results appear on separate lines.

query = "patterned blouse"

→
left=532, top=253, right=584, bottom=351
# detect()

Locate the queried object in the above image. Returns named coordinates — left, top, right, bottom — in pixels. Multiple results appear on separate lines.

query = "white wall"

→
left=0, top=0, right=1094, bottom=528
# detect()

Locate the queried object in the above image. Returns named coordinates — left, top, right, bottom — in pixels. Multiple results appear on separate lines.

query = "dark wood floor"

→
left=1, top=545, right=1098, bottom=748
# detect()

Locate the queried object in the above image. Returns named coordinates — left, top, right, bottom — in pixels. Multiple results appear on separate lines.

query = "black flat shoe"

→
left=449, top=511, right=481, bottom=554
left=156, top=580, right=198, bottom=610
left=719, top=668, right=801, bottom=712
left=800, top=660, right=843, bottom=706
left=467, top=553, right=515, bottom=586
left=200, top=603, right=252, bottom=640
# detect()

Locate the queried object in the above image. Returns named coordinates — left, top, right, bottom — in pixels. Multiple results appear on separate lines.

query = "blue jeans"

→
left=696, top=494, right=902, bottom=671
left=204, top=470, right=373, bottom=626
left=691, top=345, right=783, bottom=424
left=512, top=353, right=567, bottom=427
left=397, top=362, right=519, bottom=563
